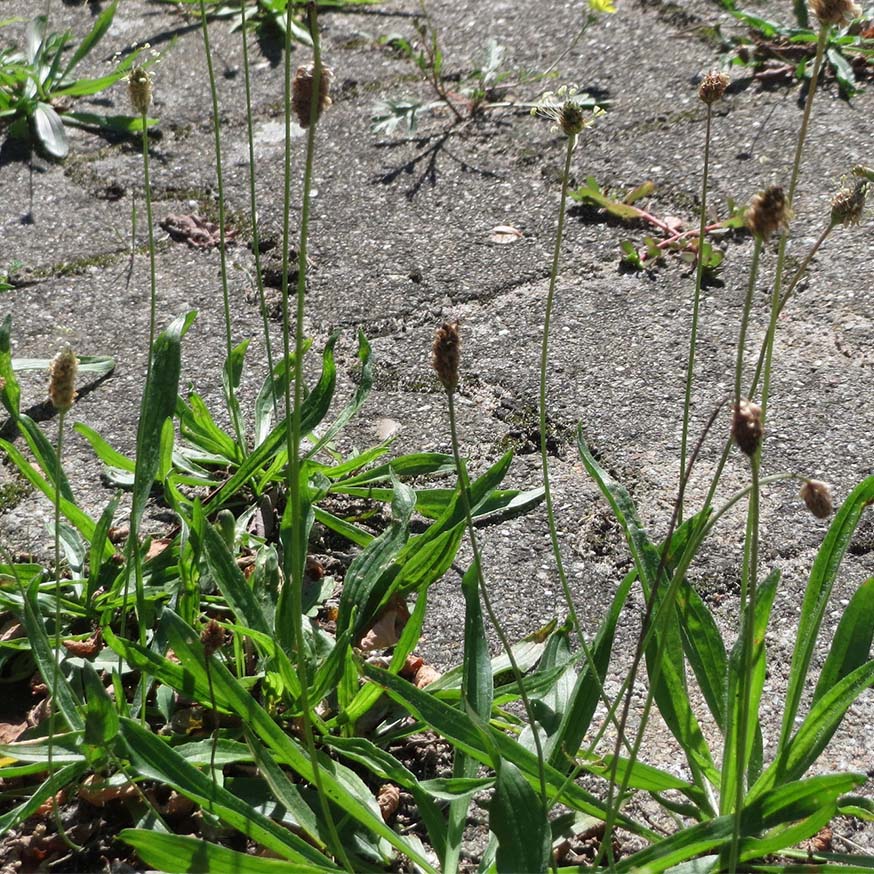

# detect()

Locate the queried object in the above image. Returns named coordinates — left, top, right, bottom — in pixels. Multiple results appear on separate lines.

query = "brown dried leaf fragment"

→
left=377, top=784, right=400, bottom=822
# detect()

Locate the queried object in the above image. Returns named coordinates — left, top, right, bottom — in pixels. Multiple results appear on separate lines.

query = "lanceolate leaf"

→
left=118, top=718, right=336, bottom=867
left=751, top=660, right=874, bottom=798
left=779, top=476, right=874, bottom=748
left=361, top=661, right=654, bottom=839
left=120, top=831, right=335, bottom=874
left=491, top=759, right=550, bottom=874
left=131, top=312, right=196, bottom=531
left=812, top=577, right=874, bottom=706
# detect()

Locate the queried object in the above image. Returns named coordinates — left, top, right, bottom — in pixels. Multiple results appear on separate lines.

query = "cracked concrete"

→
left=1, top=0, right=873, bottom=853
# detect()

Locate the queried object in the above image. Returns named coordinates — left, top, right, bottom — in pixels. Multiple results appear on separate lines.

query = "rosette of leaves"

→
left=0, top=3, right=156, bottom=159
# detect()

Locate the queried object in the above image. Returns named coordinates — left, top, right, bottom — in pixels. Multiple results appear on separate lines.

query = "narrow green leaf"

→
left=447, top=562, right=492, bottom=874
left=305, top=328, right=374, bottom=459
left=243, top=728, right=323, bottom=848
left=33, top=101, right=68, bottom=158
left=75, top=422, right=136, bottom=472
left=675, top=574, right=727, bottom=732
left=20, top=579, right=84, bottom=731
left=753, top=661, right=874, bottom=797
left=193, top=506, right=271, bottom=635
left=60, top=0, right=116, bottom=79
left=131, top=312, right=196, bottom=530
left=780, top=476, right=874, bottom=747
left=0, top=315, right=20, bottom=417
left=547, top=570, right=632, bottom=770
left=491, top=759, right=550, bottom=873
left=120, top=830, right=336, bottom=874
left=813, top=577, right=874, bottom=705
left=118, top=719, right=336, bottom=867
left=17, top=413, right=75, bottom=503
left=81, top=660, right=118, bottom=745
left=361, top=662, right=653, bottom=838
left=336, top=477, right=414, bottom=640
left=221, top=339, right=249, bottom=454
left=0, top=762, right=87, bottom=834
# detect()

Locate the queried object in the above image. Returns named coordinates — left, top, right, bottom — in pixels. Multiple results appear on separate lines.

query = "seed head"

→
left=432, top=321, right=460, bottom=393
left=698, top=70, right=730, bottom=105
left=810, top=0, right=861, bottom=27
left=200, top=619, right=224, bottom=657
left=731, top=399, right=763, bottom=457
left=48, top=347, right=78, bottom=413
left=292, top=63, right=332, bottom=129
left=746, top=186, right=792, bottom=241
left=831, top=176, right=868, bottom=226
left=800, top=479, right=833, bottom=519
left=531, top=85, right=605, bottom=138
left=127, top=67, right=153, bottom=116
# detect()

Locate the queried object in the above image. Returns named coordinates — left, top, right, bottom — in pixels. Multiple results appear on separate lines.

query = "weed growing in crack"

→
left=0, top=0, right=873, bottom=872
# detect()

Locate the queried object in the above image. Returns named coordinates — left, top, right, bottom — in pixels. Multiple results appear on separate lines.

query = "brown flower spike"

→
left=127, top=67, right=153, bottom=116
left=800, top=479, right=833, bottom=518
left=200, top=619, right=224, bottom=657
left=732, top=399, right=763, bottom=456
left=698, top=71, right=730, bottom=105
left=48, top=348, right=77, bottom=412
left=292, top=64, right=332, bottom=129
left=831, top=177, right=868, bottom=226
left=746, top=186, right=792, bottom=240
left=432, top=321, right=460, bottom=393
left=811, top=0, right=861, bottom=27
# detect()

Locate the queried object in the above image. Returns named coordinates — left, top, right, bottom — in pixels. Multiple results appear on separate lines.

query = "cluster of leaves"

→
left=570, top=176, right=746, bottom=275
left=1, top=301, right=873, bottom=869
left=372, top=25, right=513, bottom=134
left=716, top=0, right=874, bottom=97
left=0, top=3, right=156, bottom=159
left=157, top=0, right=378, bottom=46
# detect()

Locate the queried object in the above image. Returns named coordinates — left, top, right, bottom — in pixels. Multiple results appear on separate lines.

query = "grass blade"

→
left=812, top=577, right=874, bottom=705
left=779, top=475, right=874, bottom=748
left=120, top=830, right=336, bottom=874
left=118, top=718, right=336, bottom=867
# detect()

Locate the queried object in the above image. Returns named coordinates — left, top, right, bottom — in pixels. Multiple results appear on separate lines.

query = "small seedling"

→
left=158, top=0, right=377, bottom=46
left=0, top=3, right=155, bottom=159
left=571, top=176, right=746, bottom=273
left=717, top=0, right=873, bottom=96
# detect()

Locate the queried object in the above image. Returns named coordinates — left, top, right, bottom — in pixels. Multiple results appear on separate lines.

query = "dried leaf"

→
left=146, top=538, right=172, bottom=560
left=0, top=719, right=27, bottom=744
left=78, top=774, right=138, bottom=807
left=414, top=663, right=441, bottom=688
left=63, top=628, right=102, bottom=658
left=490, top=224, right=523, bottom=244
left=160, top=214, right=237, bottom=250
left=358, top=595, right=410, bottom=651
left=377, top=783, right=400, bottom=821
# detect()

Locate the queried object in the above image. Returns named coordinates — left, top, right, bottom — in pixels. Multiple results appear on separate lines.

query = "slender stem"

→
left=48, top=410, right=65, bottom=803
left=199, top=0, right=246, bottom=451
left=447, top=391, right=551, bottom=850
left=680, top=105, right=713, bottom=523
left=240, top=0, right=278, bottom=419
left=141, top=115, right=157, bottom=364
left=48, top=412, right=82, bottom=850
left=119, top=117, right=157, bottom=686
left=539, top=132, right=582, bottom=644
left=283, top=6, right=350, bottom=870
left=747, top=221, right=834, bottom=397
left=759, top=25, right=828, bottom=426
left=727, top=454, right=760, bottom=873
left=538, top=132, right=627, bottom=753
left=734, top=239, right=763, bottom=409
